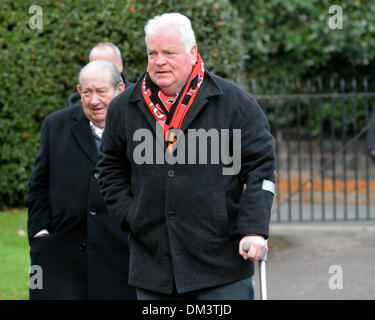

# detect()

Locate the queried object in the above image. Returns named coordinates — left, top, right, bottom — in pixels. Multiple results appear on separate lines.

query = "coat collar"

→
left=71, top=106, right=98, bottom=165
left=128, top=71, right=223, bottom=136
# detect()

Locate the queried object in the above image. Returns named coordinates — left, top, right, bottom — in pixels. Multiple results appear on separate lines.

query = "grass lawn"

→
left=0, top=208, right=29, bottom=300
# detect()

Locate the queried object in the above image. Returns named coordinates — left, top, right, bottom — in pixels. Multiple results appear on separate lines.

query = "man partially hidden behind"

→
left=67, top=42, right=130, bottom=108
left=26, top=61, right=136, bottom=299
left=98, top=13, right=275, bottom=299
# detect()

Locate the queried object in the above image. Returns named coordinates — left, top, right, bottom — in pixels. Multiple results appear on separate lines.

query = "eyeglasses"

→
left=81, top=88, right=114, bottom=98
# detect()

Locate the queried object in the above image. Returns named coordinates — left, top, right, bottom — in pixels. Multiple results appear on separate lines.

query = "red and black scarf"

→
left=142, top=53, right=205, bottom=149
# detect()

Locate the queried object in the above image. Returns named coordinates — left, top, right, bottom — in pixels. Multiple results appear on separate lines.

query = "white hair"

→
left=144, top=13, right=196, bottom=53
left=78, top=60, right=123, bottom=89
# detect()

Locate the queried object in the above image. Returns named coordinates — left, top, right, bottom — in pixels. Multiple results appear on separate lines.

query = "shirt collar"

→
left=89, top=121, right=103, bottom=139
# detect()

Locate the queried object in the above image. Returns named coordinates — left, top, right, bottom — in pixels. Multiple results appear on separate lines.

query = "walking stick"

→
left=242, top=240, right=268, bottom=300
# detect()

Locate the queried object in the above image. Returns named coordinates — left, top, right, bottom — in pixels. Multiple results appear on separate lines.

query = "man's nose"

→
left=155, top=55, right=166, bottom=65
left=90, top=92, right=101, bottom=105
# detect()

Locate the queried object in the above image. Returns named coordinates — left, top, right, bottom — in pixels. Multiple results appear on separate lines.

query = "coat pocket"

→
left=125, top=199, right=138, bottom=236
left=191, top=190, right=230, bottom=237
left=30, top=233, right=56, bottom=254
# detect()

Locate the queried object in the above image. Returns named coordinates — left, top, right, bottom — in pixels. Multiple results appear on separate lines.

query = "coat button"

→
left=89, top=211, right=96, bottom=216
left=167, top=170, right=174, bottom=177
left=168, top=210, right=175, bottom=219
left=79, top=243, right=86, bottom=251
left=94, top=172, right=99, bottom=179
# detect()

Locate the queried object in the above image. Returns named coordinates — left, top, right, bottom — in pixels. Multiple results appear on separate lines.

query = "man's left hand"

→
left=239, top=235, right=267, bottom=261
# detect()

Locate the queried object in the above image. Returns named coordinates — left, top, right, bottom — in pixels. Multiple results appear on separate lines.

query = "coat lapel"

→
left=129, top=77, right=166, bottom=148
left=174, top=72, right=223, bottom=150
left=71, top=107, right=98, bottom=165
left=129, top=77, right=160, bottom=135
left=179, top=73, right=223, bottom=133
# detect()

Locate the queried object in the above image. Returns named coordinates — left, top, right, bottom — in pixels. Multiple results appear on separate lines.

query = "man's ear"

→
left=76, top=85, right=83, bottom=101
left=190, top=44, right=198, bottom=64
left=77, top=84, right=82, bottom=96
left=117, top=82, right=125, bottom=94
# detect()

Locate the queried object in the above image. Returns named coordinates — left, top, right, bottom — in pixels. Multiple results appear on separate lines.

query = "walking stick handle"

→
left=241, top=240, right=268, bottom=300
left=242, top=242, right=251, bottom=252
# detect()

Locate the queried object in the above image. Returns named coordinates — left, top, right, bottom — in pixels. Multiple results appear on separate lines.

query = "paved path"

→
left=252, top=221, right=375, bottom=300
left=271, top=203, right=375, bottom=222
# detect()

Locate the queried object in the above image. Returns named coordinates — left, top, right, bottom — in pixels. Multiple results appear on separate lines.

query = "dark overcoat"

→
left=25, top=104, right=136, bottom=300
left=97, top=71, right=275, bottom=295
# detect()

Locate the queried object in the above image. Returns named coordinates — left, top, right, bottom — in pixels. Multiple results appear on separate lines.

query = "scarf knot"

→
left=142, top=53, right=205, bottom=141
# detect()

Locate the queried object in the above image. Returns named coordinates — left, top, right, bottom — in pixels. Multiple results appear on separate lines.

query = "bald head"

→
left=78, top=60, right=122, bottom=89
left=89, top=42, right=123, bottom=72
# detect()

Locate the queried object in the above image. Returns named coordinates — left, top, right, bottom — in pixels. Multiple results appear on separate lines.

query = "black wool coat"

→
left=25, top=105, right=136, bottom=300
left=97, top=71, right=276, bottom=295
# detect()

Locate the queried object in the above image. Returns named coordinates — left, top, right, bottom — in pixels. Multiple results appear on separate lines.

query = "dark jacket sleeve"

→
left=234, top=94, right=275, bottom=238
left=97, top=95, right=134, bottom=231
left=25, top=117, right=52, bottom=244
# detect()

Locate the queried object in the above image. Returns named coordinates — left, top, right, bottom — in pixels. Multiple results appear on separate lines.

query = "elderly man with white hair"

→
left=98, top=13, right=275, bottom=300
left=26, top=61, right=136, bottom=300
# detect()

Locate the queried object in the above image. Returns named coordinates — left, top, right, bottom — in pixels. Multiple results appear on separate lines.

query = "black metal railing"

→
left=253, top=78, right=375, bottom=222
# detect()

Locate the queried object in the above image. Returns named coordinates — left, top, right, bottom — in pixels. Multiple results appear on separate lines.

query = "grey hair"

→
left=78, top=60, right=123, bottom=89
left=89, top=42, right=122, bottom=64
left=144, top=13, right=196, bottom=53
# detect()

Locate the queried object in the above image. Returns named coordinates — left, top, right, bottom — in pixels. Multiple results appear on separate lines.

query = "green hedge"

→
left=231, top=0, right=375, bottom=83
left=0, top=0, right=245, bottom=208
left=230, top=0, right=375, bottom=137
